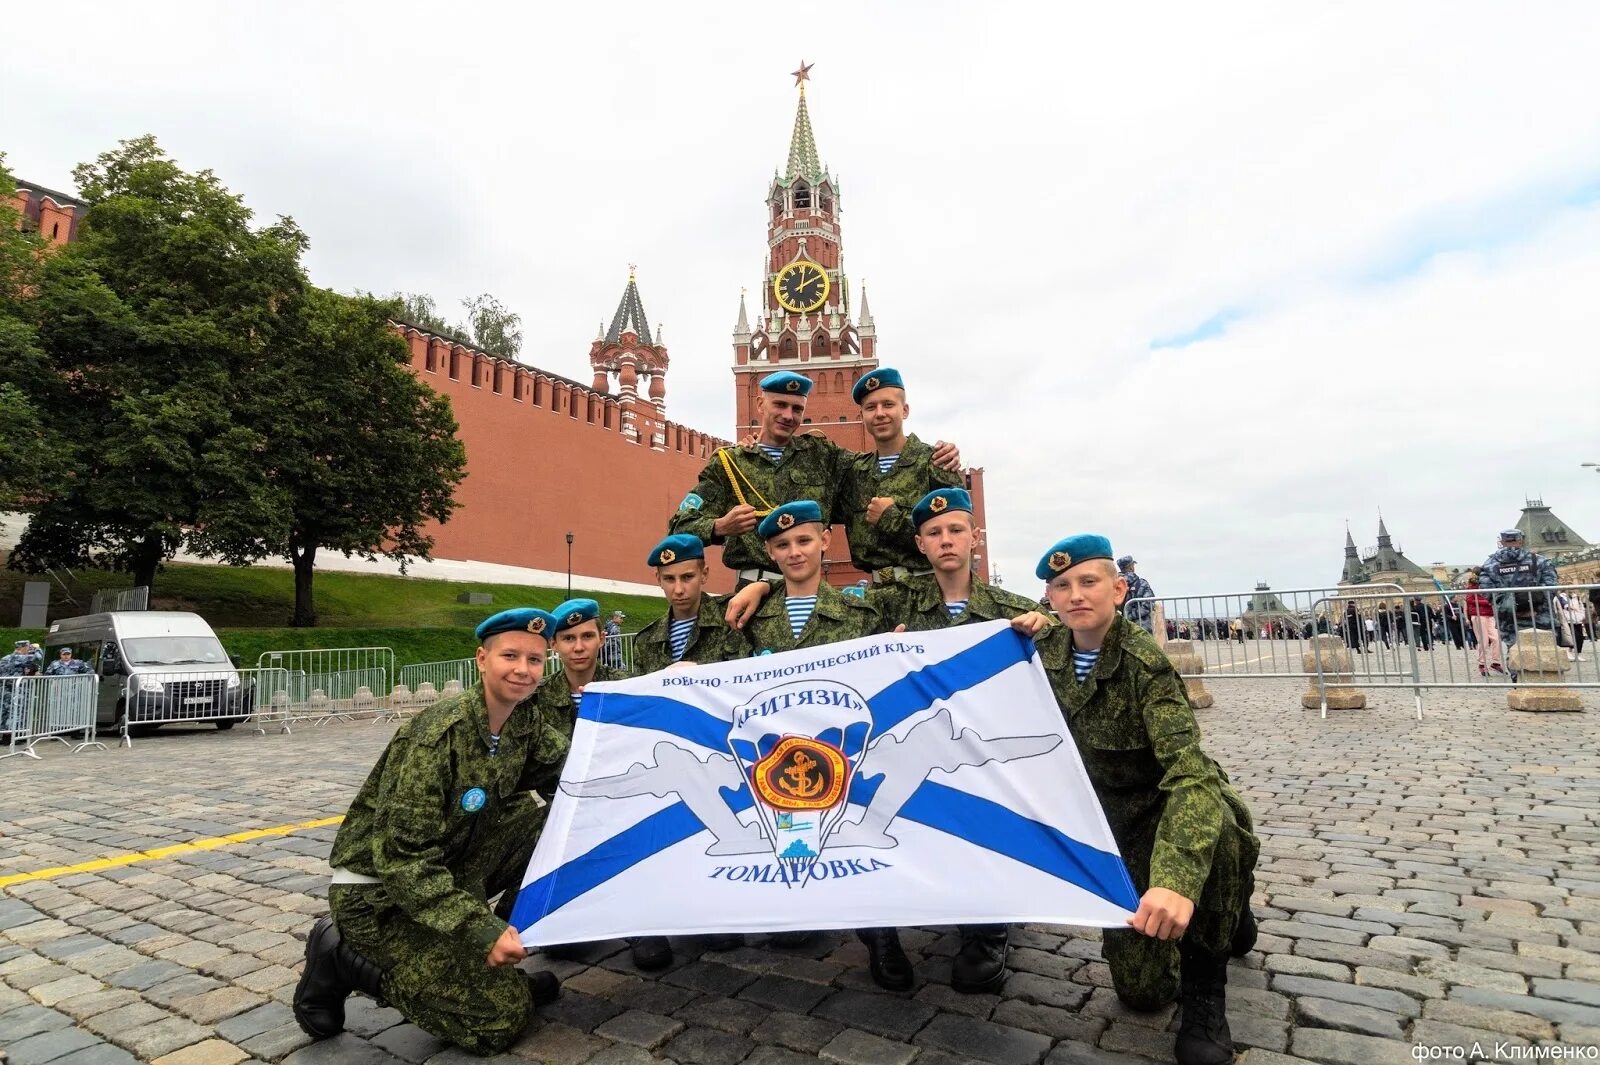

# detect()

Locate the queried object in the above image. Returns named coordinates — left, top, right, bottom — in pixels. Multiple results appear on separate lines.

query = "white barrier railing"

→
left=1, top=674, right=104, bottom=760
left=120, top=666, right=287, bottom=747
left=393, top=658, right=477, bottom=717
left=254, top=647, right=396, bottom=725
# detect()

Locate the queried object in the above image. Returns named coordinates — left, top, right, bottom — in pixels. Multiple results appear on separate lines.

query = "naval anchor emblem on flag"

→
left=512, top=622, right=1140, bottom=943
left=729, top=679, right=871, bottom=883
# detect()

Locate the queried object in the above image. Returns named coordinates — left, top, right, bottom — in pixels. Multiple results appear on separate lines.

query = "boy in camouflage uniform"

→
left=627, top=534, right=751, bottom=964
left=632, top=534, right=751, bottom=675
left=531, top=598, right=655, bottom=967
left=727, top=488, right=1054, bottom=991
left=295, top=608, right=569, bottom=1056
left=668, top=370, right=961, bottom=588
left=1033, top=535, right=1259, bottom=1065
left=840, top=368, right=965, bottom=582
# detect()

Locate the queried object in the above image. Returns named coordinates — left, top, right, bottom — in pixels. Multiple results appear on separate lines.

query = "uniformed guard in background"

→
left=43, top=647, right=94, bottom=675
left=1118, top=555, right=1156, bottom=633
left=295, top=607, right=568, bottom=1056
left=668, top=370, right=961, bottom=588
left=1479, top=528, right=1560, bottom=651
left=1033, top=536, right=1259, bottom=1065
left=840, top=368, right=965, bottom=582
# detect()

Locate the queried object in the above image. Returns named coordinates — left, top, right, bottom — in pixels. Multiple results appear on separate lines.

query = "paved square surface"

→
left=3, top=683, right=1597, bottom=1064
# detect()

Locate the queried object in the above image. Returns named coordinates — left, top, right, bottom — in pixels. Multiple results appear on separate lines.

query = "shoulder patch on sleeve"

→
left=678, top=492, right=703, bottom=511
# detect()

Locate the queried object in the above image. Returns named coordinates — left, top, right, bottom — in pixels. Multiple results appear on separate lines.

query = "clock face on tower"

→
left=773, top=260, right=831, bottom=314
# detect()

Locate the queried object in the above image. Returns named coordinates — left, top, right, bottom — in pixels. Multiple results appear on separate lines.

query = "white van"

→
left=44, top=611, right=252, bottom=731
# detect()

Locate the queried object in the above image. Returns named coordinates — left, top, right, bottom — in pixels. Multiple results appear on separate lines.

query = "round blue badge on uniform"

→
left=460, top=787, right=487, bottom=813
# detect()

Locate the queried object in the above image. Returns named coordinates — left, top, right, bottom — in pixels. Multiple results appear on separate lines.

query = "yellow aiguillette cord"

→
left=716, top=447, right=776, bottom=516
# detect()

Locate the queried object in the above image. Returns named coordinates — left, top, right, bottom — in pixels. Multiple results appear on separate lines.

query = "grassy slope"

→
left=1, top=560, right=667, bottom=667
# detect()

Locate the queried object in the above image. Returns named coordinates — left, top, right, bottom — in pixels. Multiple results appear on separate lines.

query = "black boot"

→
left=1230, top=872, right=1258, bottom=958
left=294, top=916, right=386, bottom=1039
left=526, top=970, right=561, bottom=1006
left=951, top=924, right=1008, bottom=994
left=1175, top=951, right=1233, bottom=1065
left=856, top=928, right=913, bottom=991
left=630, top=936, right=673, bottom=971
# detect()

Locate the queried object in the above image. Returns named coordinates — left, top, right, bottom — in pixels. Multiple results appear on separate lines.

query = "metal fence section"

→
left=1, top=675, right=103, bottom=760
left=394, top=658, right=478, bottom=716
left=1310, top=583, right=1598, bottom=699
left=253, top=647, right=396, bottom=725
left=89, top=586, right=149, bottom=613
left=120, top=667, right=291, bottom=746
left=1125, top=583, right=1407, bottom=679
left=601, top=632, right=638, bottom=673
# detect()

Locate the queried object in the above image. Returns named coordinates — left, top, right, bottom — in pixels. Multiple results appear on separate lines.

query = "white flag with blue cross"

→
left=511, top=620, right=1138, bottom=944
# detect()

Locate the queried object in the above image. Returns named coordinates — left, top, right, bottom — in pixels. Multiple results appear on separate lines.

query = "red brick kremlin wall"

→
left=398, top=326, right=736, bottom=594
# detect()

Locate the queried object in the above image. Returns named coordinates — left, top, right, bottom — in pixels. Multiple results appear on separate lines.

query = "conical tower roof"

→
left=783, top=64, right=827, bottom=185
left=605, top=268, right=653, bottom=346
left=1516, top=498, right=1592, bottom=557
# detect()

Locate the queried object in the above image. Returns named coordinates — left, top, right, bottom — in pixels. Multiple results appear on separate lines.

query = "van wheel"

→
left=216, top=720, right=236, bottom=731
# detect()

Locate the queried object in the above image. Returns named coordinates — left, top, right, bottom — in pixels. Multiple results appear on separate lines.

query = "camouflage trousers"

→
left=330, top=798, right=546, bottom=1055
left=1102, top=792, right=1260, bottom=1010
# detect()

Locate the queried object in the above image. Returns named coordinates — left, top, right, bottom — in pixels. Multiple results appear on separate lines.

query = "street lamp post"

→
left=565, top=532, right=574, bottom=599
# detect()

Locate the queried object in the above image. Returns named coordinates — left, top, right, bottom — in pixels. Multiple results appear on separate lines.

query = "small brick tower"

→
left=590, top=266, right=670, bottom=449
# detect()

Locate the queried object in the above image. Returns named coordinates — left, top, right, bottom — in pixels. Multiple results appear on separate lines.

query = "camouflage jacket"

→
left=1122, top=573, right=1155, bottom=621
left=668, top=433, right=854, bottom=572
left=840, top=434, right=964, bottom=574
left=327, top=681, right=570, bottom=954
left=0, top=652, right=35, bottom=677
left=1479, top=547, right=1560, bottom=627
left=747, top=581, right=881, bottom=654
left=865, top=573, right=1043, bottom=632
left=43, top=660, right=93, bottom=676
left=1035, top=614, right=1251, bottom=903
left=532, top=662, right=631, bottom=737
left=633, top=594, right=751, bottom=674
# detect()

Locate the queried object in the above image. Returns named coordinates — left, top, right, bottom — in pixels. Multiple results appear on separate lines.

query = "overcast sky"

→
left=6, top=2, right=1598, bottom=595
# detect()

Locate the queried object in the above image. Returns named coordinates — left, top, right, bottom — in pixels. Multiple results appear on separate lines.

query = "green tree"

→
left=261, top=288, right=467, bottom=626
left=10, top=136, right=304, bottom=588
left=461, top=292, right=522, bottom=357
left=393, top=291, right=459, bottom=337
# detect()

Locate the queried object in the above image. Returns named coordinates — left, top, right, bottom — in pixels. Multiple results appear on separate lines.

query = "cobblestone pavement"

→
left=3, top=683, right=1597, bottom=1064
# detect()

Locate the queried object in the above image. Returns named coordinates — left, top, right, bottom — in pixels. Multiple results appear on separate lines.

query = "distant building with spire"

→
left=1337, top=516, right=1435, bottom=592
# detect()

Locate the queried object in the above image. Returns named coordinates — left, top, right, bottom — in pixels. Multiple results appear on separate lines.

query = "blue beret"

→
left=760, top=371, right=812, bottom=396
left=13, top=639, right=27, bottom=647
left=552, top=598, right=601, bottom=632
left=911, top=487, right=972, bottom=530
left=758, top=500, right=824, bottom=540
left=1499, top=529, right=1524, bottom=539
left=1117, top=555, right=1136, bottom=569
left=648, top=534, right=704, bottom=568
left=1035, top=534, right=1116, bottom=581
left=475, top=607, right=560, bottom=643
left=851, top=367, right=905, bottom=405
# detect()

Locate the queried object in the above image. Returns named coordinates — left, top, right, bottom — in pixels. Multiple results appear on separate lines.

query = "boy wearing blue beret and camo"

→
left=1034, top=536, right=1259, bottom=1065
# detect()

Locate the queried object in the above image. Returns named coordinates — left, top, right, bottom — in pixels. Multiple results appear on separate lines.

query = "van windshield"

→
left=123, top=636, right=230, bottom=667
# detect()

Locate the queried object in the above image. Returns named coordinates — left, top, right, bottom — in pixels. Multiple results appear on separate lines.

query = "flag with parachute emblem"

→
left=510, top=620, right=1139, bottom=944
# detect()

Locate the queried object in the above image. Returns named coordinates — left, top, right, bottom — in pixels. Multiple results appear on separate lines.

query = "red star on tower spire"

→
left=791, top=61, right=813, bottom=90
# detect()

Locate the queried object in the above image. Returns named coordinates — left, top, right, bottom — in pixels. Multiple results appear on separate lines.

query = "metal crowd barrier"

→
left=1127, top=582, right=1598, bottom=719
left=120, top=666, right=296, bottom=746
left=1309, top=583, right=1599, bottom=697
left=1, top=674, right=103, bottom=760
left=1125, top=583, right=1406, bottom=678
left=254, top=647, right=396, bottom=725
left=601, top=632, right=637, bottom=673
left=393, top=658, right=478, bottom=716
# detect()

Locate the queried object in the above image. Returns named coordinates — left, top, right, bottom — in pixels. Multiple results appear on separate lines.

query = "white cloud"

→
left=5, top=1, right=1598, bottom=595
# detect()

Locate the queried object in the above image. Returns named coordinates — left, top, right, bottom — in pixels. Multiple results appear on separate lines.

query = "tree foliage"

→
left=393, top=290, right=523, bottom=358
left=0, top=158, right=62, bottom=530
left=8, top=137, right=469, bottom=624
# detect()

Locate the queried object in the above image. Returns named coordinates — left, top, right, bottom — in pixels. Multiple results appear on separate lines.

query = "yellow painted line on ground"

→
left=0, top=815, right=345, bottom=889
